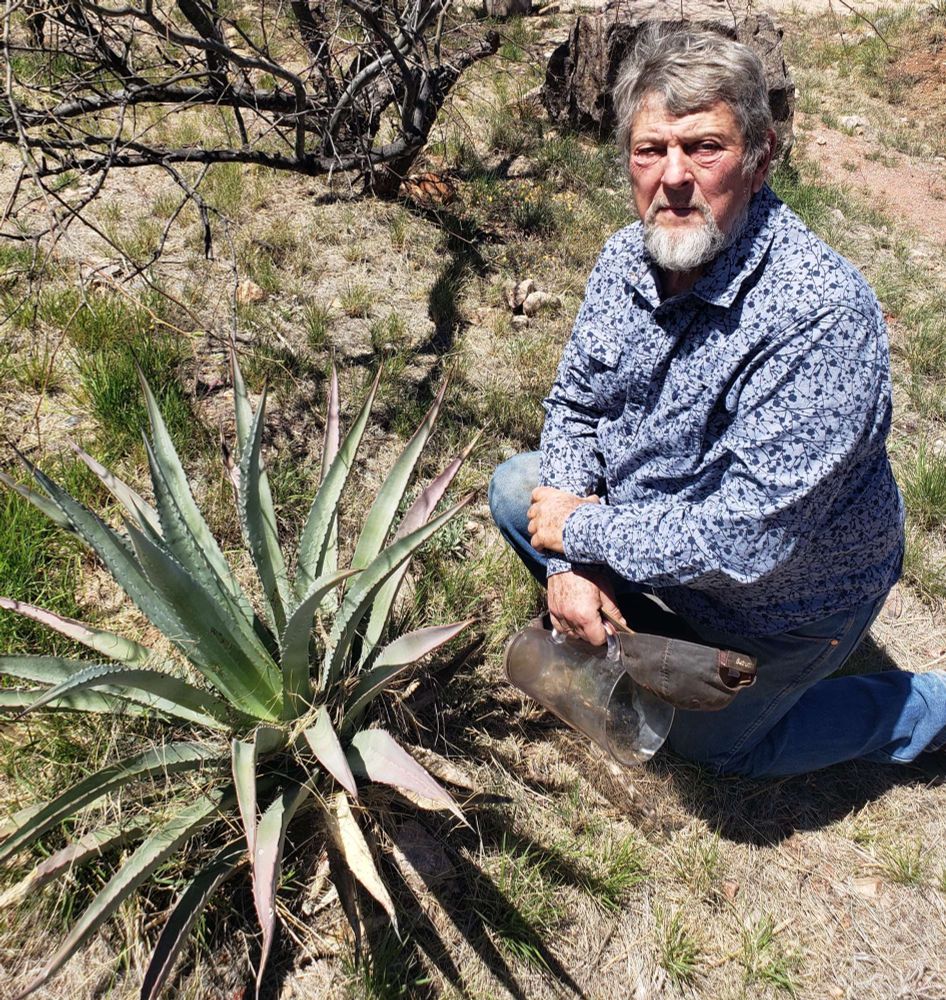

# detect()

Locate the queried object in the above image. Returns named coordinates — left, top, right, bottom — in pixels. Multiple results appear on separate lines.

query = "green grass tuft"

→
left=76, top=331, right=196, bottom=462
left=657, top=908, right=701, bottom=987
left=741, top=916, right=800, bottom=997
left=303, top=301, right=333, bottom=351
left=899, top=441, right=946, bottom=530
left=878, top=839, right=928, bottom=886
left=0, top=460, right=97, bottom=654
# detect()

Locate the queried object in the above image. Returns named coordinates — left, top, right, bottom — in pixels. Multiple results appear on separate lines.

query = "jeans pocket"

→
left=783, top=609, right=857, bottom=644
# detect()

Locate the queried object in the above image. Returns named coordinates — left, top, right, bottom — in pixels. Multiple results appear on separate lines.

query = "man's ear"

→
left=751, top=129, right=778, bottom=193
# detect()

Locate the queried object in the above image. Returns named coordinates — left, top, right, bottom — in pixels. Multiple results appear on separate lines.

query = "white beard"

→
left=643, top=197, right=747, bottom=273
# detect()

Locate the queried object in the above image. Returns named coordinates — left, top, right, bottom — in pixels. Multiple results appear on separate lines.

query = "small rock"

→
left=522, top=290, right=561, bottom=316
left=934, top=155, right=946, bottom=164
left=838, top=115, right=868, bottom=132
left=828, top=208, right=845, bottom=223
left=511, top=314, right=530, bottom=329
left=852, top=875, right=882, bottom=898
left=932, top=437, right=946, bottom=458
left=505, top=278, right=536, bottom=310
left=236, top=278, right=266, bottom=304
left=506, top=156, right=533, bottom=179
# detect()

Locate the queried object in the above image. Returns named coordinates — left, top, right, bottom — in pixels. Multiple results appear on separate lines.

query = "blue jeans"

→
left=489, top=452, right=946, bottom=778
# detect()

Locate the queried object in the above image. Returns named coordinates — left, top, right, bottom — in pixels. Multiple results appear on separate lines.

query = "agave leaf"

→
left=323, top=791, right=398, bottom=933
left=0, top=820, right=146, bottom=909
left=347, top=729, right=465, bottom=824
left=322, top=366, right=341, bottom=478
left=0, top=597, right=152, bottom=667
left=14, top=788, right=231, bottom=1000
left=232, top=727, right=284, bottom=864
left=0, top=654, right=93, bottom=684
left=138, top=368, right=255, bottom=607
left=18, top=664, right=235, bottom=729
left=322, top=496, right=473, bottom=692
left=20, top=462, right=225, bottom=674
left=229, top=338, right=254, bottom=455
left=237, top=386, right=291, bottom=636
left=0, top=656, right=225, bottom=727
left=303, top=706, right=358, bottom=799
left=318, top=366, right=341, bottom=607
left=145, top=441, right=275, bottom=660
left=144, top=436, right=271, bottom=657
left=70, top=442, right=161, bottom=535
left=394, top=433, right=481, bottom=543
left=0, top=803, right=43, bottom=841
left=140, top=838, right=246, bottom=1000
left=360, top=435, right=479, bottom=661
left=0, top=687, right=131, bottom=715
left=0, top=742, right=219, bottom=866
left=252, top=781, right=312, bottom=994
left=0, top=468, right=72, bottom=530
left=344, top=620, right=473, bottom=726
left=125, top=521, right=281, bottom=720
left=293, top=369, right=381, bottom=602
left=279, top=568, right=358, bottom=718
left=326, top=844, right=362, bottom=951
left=348, top=379, right=448, bottom=574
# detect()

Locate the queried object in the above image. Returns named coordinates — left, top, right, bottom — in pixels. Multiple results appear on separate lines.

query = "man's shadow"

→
left=661, top=635, right=946, bottom=846
left=476, top=615, right=946, bottom=847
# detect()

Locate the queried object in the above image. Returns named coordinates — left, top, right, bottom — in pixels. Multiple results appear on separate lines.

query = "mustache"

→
left=644, top=195, right=713, bottom=225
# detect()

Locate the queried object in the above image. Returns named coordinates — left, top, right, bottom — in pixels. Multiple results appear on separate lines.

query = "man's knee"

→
left=488, top=451, right=541, bottom=528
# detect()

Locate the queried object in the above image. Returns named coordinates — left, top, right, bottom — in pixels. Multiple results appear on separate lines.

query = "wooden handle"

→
left=600, top=606, right=635, bottom=637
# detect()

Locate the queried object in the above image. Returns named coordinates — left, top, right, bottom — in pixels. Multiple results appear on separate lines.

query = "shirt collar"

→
left=626, top=185, right=782, bottom=309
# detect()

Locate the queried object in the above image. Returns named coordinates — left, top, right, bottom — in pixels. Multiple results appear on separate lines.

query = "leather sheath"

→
left=616, top=630, right=757, bottom=712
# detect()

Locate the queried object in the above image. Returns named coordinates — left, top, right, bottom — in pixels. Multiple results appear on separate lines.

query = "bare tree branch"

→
left=1, top=0, right=496, bottom=231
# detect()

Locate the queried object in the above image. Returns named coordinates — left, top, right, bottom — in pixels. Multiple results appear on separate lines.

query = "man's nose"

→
left=660, top=146, right=693, bottom=188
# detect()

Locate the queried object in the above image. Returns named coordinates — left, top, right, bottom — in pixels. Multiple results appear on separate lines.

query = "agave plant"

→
left=0, top=345, right=476, bottom=999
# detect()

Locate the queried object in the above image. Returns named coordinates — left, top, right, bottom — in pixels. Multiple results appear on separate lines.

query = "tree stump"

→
left=543, top=0, right=795, bottom=160
left=482, top=0, right=533, bottom=16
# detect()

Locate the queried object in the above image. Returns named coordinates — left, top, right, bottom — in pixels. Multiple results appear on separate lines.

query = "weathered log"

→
left=543, top=0, right=795, bottom=159
left=482, top=0, right=533, bottom=17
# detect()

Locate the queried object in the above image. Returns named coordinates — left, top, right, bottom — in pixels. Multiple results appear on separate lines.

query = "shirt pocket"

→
left=571, top=310, right=627, bottom=417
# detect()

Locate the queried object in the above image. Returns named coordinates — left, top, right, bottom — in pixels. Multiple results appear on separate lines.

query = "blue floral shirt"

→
left=541, top=185, right=904, bottom=636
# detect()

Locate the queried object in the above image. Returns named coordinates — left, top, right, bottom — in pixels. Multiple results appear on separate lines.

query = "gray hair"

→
left=613, top=25, right=774, bottom=175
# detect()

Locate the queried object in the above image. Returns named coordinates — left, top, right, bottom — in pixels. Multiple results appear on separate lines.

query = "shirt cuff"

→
left=562, top=502, right=617, bottom=565
left=546, top=557, right=572, bottom=577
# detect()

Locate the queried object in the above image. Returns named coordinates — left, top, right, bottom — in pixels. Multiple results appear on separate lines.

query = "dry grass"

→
left=2, top=4, right=946, bottom=1000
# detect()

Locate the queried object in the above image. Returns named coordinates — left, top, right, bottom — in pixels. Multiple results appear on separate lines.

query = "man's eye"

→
left=633, top=147, right=661, bottom=164
left=690, top=142, right=723, bottom=161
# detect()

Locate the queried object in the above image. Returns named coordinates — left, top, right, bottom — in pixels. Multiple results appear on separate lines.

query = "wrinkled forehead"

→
left=630, top=96, right=743, bottom=141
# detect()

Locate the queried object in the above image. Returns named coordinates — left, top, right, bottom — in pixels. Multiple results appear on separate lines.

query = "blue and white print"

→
left=541, top=185, right=905, bottom=636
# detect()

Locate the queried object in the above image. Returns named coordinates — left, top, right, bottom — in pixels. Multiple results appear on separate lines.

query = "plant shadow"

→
left=383, top=812, right=590, bottom=1000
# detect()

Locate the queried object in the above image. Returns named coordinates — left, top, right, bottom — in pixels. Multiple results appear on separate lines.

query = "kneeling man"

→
left=490, top=26, right=946, bottom=778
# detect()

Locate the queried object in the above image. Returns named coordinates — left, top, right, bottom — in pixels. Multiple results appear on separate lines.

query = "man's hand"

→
left=547, top=568, right=626, bottom=646
left=527, top=486, right=599, bottom=555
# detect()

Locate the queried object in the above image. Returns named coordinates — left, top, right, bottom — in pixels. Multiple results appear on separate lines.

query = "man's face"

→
left=629, top=97, right=771, bottom=272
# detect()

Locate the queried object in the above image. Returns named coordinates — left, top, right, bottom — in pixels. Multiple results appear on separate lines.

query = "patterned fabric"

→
left=541, top=184, right=904, bottom=636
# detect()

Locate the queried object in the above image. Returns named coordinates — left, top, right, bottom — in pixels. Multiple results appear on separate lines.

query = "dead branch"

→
left=0, top=0, right=499, bottom=242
